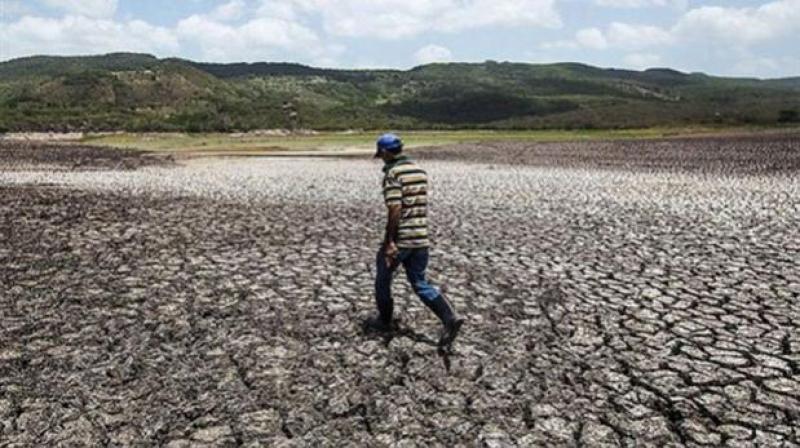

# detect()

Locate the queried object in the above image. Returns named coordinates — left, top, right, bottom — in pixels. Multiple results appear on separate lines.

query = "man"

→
left=365, top=133, right=464, bottom=349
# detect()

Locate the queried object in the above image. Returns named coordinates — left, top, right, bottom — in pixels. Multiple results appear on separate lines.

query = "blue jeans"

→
left=375, top=247, right=440, bottom=323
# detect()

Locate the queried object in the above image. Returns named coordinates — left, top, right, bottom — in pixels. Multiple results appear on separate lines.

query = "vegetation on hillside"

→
left=1, top=53, right=799, bottom=132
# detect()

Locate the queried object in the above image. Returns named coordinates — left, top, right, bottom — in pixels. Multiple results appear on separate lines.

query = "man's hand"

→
left=384, top=241, right=399, bottom=267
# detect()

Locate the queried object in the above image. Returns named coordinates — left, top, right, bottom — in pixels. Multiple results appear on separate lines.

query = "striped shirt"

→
left=382, top=156, right=430, bottom=249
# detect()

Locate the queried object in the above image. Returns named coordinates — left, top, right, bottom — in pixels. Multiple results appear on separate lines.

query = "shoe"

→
left=438, top=317, right=464, bottom=348
left=363, top=315, right=392, bottom=334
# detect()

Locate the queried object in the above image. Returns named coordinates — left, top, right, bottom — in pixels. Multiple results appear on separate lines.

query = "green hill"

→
left=1, top=53, right=798, bottom=132
left=0, top=53, right=161, bottom=80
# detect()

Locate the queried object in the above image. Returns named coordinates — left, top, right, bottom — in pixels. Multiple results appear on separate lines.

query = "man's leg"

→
left=373, top=246, right=400, bottom=327
left=402, top=249, right=463, bottom=345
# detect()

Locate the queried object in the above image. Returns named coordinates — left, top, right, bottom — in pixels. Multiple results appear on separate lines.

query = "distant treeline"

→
left=1, top=53, right=799, bottom=132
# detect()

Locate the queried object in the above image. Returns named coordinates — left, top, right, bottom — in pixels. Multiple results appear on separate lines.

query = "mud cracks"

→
left=1, top=138, right=799, bottom=446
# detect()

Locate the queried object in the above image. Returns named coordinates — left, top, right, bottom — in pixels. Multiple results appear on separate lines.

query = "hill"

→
left=0, top=53, right=798, bottom=131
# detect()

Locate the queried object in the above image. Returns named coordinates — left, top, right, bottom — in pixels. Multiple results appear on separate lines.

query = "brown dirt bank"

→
left=0, top=141, right=174, bottom=171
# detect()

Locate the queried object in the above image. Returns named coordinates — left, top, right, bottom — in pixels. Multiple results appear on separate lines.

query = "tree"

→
left=778, top=109, right=799, bottom=123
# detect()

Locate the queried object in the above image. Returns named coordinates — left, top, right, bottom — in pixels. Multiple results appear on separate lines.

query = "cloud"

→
left=40, top=0, right=118, bottom=19
left=209, top=0, right=246, bottom=22
left=269, top=0, right=561, bottom=39
left=548, top=22, right=671, bottom=51
left=544, top=0, right=800, bottom=56
left=175, top=14, right=336, bottom=63
left=606, top=22, right=672, bottom=49
left=1, top=1, right=343, bottom=66
left=595, top=0, right=686, bottom=8
left=3, top=0, right=798, bottom=76
left=732, top=56, right=779, bottom=77
left=538, top=0, right=799, bottom=77
left=673, top=0, right=800, bottom=45
left=181, top=0, right=316, bottom=53
left=414, top=44, right=453, bottom=64
left=255, top=0, right=322, bottom=21
left=0, top=1, right=32, bottom=19
left=719, top=47, right=800, bottom=78
left=0, top=15, right=178, bottom=60
left=623, top=52, right=662, bottom=69
left=575, top=28, right=607, bottom=49
left=438, top=0, right=562, bottom=33
left=539, top=39, right=577, bottom=50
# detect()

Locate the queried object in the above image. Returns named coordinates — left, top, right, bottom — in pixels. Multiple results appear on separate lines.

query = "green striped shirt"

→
left=382, top=156, right=430, bottom=249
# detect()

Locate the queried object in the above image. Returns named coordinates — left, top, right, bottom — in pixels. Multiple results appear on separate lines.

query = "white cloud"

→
left=549, top=22, right=671, bottom=52
left=3, top=0, right=797, bottom=76
left=0, top=1, right=343, bottom=65
left=210, top=0, right=246, bottom=22
left=175, top=15, right=335, bottom=63
left=0, top=1, right=32, bottom=19
left=575, top=28, right=607, bottom=49
left=414, top=44, right=453, bottom=64
left=40, top=0, right=118, bottom=19
left=270, top=0, right=561, bottom=39
left=256, top=0, right=324, bottom=21
left=606, top=22, right=672, bottom=49
left=722, top=48, right=800, bottom=78
left=732, top=56, right=779, bottom=77
left=438, top=0, right=561, bottom=33
left=673, top=0, right=800, bottom=45
left=0, top=15, right=178, bottom=60
left=623, top=52, right=662, bottom=69
left=539, top=0, right=799, bottom=77
left=595, top=0, right=686, bottom=8
left=587, top=0, right=800, bottom=51
left=538, top=39, right=576, bottom=50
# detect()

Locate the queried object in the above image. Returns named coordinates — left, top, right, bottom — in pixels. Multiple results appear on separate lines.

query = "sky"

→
left=0, top=0, right=798, bottom=78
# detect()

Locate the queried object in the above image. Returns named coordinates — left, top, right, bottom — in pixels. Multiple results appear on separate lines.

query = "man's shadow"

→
left=362, top=320, right=456, bottom=373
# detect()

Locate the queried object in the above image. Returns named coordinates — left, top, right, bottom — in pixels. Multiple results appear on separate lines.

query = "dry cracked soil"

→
left=1, top=136, right=799, bottom=447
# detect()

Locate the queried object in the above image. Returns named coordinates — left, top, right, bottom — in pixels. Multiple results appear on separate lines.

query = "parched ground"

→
left=0, top=140, right=174, bottom=172
left=1, top=137, right=799, bottom=447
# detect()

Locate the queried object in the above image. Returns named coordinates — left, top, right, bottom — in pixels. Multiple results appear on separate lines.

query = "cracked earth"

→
left=1, top=136, right=799, bottom=447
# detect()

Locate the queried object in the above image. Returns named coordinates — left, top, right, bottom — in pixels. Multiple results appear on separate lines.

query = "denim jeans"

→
left=375, top=247, right=440, bottom=323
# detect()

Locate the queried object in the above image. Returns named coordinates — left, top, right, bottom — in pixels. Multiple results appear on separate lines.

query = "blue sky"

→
left=1, top=0, right=798, bottom=78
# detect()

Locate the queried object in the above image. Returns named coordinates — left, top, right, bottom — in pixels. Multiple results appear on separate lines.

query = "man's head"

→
left=375, top=133, right=403, bottom=161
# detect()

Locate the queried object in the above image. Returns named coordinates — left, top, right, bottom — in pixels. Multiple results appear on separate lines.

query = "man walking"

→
left=365, top=133, right=464, bottom=349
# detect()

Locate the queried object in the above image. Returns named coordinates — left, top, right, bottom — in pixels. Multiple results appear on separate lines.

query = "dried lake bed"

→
left=1, top=137, right=799, bottom=446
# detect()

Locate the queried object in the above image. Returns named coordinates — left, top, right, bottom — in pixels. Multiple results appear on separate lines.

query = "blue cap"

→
left=375, top=133, right=403, bottom=157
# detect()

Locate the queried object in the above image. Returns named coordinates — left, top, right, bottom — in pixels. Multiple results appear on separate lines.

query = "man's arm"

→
left=384, top=203, right=401, bottom=247
left=383, top=203, right=401, bottom=267
left=382, top=171, right=403, bottom=265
